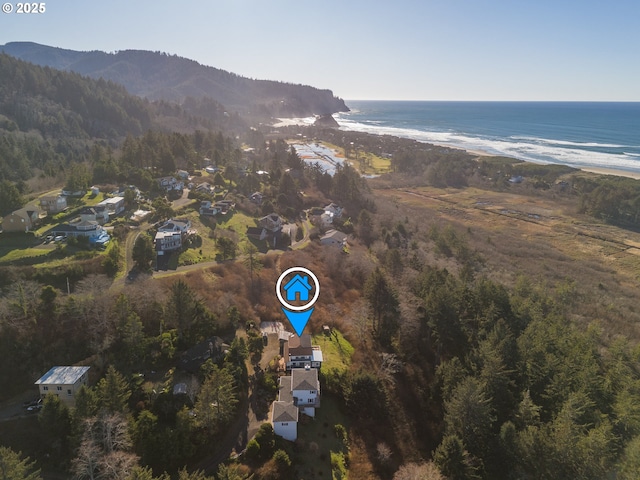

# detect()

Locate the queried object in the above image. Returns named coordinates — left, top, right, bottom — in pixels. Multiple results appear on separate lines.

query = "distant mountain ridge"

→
left=0, top=42, right=349, bottom=118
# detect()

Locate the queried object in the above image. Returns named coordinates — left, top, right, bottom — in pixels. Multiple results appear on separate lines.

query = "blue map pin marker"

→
left=276, top=267, right=320, bottom=337
left=282, top=307, right=314, bottom=336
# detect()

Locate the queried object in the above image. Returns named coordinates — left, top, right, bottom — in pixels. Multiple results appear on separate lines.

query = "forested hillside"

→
left=0, top=53, right=245, bottom=186
left=1, top=42, right=349, bottom=118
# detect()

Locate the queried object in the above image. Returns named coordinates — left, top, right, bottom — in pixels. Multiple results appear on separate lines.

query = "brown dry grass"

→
left=375, top=184, right=640, bottom=342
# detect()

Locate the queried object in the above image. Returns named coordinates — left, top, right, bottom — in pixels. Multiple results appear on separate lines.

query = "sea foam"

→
left=335, top=110, right=640, bottom=174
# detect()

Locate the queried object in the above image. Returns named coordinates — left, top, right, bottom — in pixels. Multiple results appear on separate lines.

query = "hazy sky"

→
left=1, top=0, right=639, bottom=101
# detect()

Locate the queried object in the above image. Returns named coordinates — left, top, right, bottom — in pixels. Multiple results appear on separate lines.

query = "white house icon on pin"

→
left=283, top=274, right=312, bottom=302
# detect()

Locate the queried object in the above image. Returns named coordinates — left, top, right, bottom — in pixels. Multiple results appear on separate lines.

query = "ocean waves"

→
left=335, top=106, right=640, bottom=174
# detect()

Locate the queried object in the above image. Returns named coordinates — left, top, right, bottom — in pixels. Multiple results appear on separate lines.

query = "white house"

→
left=272, top=400, right=299, bottom=441
left=272, top=364, right=322, bottom=441
left=35, top=366, right=90, bottom=407
left=291, top=367, right=321, bottom=417
left=40, top=195, right=67, bottom=214
left=96, top=197, right=125, bottom=216
left=320, top=230, right=348, bottom=248
left=50, top=221, right=111, bottom=247
left=283, top=334, right=323, bottom=370
left=155, top=231, right=182, bottom=254
left=158, top=218, right=191, bottom=234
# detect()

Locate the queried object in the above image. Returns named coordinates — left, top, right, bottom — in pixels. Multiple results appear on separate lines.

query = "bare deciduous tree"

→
left=73, top=412, right=138, bottom=480
left=393, top=462, right=444, bottom=480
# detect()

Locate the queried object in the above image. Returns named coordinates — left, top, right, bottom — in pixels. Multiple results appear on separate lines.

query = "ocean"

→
left=335, top=101, right=640, bottom=174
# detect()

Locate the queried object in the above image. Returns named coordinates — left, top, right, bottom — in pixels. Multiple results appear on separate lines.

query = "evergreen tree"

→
left=96, top=366, right=131, bottom=413
left=194, top=365, right=238, bottom=434
left=132, top=234, right=154, bottom=272
left=0, top=447, right=41, bottom=480
left=363, top=267, right=399, bottom=343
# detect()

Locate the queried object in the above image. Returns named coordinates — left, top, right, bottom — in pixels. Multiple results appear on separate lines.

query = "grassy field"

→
left=0, top=232, right=53, bottom=264
left=312, top=330, right=354, bottom=373
left=374, top=183, right=640, bottom=340
left=319, top=141, right=392, bottom=175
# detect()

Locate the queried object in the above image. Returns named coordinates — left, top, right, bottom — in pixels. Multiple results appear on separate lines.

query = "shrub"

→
left=245, top=438, right=260, bottom=460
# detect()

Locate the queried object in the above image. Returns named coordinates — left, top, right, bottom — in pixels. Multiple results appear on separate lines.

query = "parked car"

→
left=27, top=403, right=43, bottom=413
left=22, top=397, right=41, bottom=408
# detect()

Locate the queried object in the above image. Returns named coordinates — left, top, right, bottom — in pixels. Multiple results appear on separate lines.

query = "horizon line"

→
left=344, top=99, right=640, bottom=103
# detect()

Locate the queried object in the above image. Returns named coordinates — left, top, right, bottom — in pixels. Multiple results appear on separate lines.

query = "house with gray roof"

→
left=35, top=366, right=90, bottom=406
left=271, top=366, right=321, bottom=441
left=272, top=401, right=299, bottom=441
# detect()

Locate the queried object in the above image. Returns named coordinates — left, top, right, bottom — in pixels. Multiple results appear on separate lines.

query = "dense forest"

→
left=0, top=54, right=246, bottom=181
left=1, top=42, right=349, bottom=118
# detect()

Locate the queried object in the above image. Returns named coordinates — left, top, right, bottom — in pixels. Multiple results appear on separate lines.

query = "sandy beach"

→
left=275, top=115, right=640, bottom=181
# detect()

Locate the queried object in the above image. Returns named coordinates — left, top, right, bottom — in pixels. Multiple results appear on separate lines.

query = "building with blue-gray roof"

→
left=35, top=366, right=90, bottom=406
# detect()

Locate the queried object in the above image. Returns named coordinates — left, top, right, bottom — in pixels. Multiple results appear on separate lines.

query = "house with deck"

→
left=96, top=196, right=125, bottom=216
left=155, top=231, right=182, bottom=254
left=283, top=334, right=323, bottom=370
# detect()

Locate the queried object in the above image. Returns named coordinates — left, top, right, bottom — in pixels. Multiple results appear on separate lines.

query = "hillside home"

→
left=272, top=368, right=321, bottom=441
left=283, top=334, right=323, bottom=370
left=250, top=192, right=264, bottom=205
left=79, top=206, right=110, bottom=224
left=215, top=200, right=235, bottom=215
left=196, top=182, right=214, bottom=195
left=39, top=195, right=67, bottom=214
left=324, top=203, right=343, bottom=219
left=320, top=229, right=348, bottom=248
left=35, top=366, right=90, bottom=407
left=291, top=367, right=321, bottom=416
left=318, top=203, right=343, bottom=227
left=2, top=208, right=40, bottom=233
left=199, top=201, right=220, bottom=216
left=51, top=221, right=111, bottom=247
left=96, top=196, right=125, bottom=216
left=155, top=231, right=182, bottom=254
left=272, top=400, right=299, bottom=441
left=179, top=336, right=227, bottom=373
left=158, top=176, right=184, bottom=192
left=158, top=218, right=191, bottom=234
left=177, top=169, right=190, bottom=180
left=260, top=213, right=283, bottom=244
left=259, top=214, right=283, bottom=232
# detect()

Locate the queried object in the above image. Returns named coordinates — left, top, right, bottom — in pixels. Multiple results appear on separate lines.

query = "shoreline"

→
left=275, top=115, right=640, bottom=181
left=446, top=143, right=640, bottom=179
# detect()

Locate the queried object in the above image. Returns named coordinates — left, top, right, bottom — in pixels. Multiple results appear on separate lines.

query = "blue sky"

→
left=1, top=0, right=639, bottom=101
